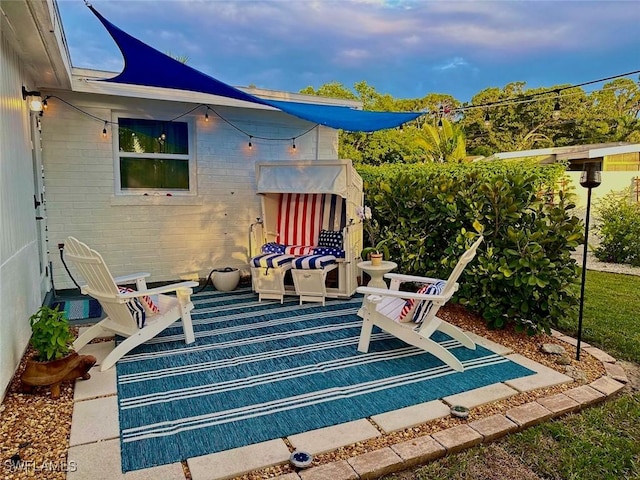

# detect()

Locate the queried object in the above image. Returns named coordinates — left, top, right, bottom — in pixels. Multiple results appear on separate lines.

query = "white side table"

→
left=357, top=261, right=398, bottom=289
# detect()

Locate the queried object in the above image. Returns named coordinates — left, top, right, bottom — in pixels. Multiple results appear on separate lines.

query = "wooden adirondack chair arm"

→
left=113, top=272, right=151, bottom=284
left=383, top=272, right=445, bottom=285
left=117, top=281, right=199, bottom=299
left=356, top=286, right=451, bottom=302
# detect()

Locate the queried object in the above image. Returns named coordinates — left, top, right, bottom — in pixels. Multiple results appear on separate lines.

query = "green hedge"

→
left=357, top=161, right=583, bottom=334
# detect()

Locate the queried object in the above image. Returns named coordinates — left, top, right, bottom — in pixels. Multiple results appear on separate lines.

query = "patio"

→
left=60, top=285, right=625, bottom=480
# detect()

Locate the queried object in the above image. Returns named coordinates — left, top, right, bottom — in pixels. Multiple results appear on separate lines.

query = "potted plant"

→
left=357, top=205, right=390, bottom=266
left=20, top=305, right=96, bottom=399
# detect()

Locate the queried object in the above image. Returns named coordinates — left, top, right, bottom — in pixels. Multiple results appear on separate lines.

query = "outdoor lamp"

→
left=576, top=162, right=601, bottom=360
left=22, top=86, right=43, bottom=112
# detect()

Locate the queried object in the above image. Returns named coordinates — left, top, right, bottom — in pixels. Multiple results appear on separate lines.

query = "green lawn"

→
left=558, top=270, right=640, bottom=363
left=383, top=269, right=640, bottom=480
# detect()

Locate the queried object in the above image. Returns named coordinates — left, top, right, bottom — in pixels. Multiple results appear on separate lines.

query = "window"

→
left=116, top=117, right=195, bottom=194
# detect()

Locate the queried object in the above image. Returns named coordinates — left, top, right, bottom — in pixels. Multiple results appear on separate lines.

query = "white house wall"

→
left=0, top=30, right=42, bottom=398
left=42, top=91, right=339, bottom=290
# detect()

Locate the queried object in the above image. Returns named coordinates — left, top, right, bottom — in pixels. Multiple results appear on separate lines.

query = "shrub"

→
left=594, top=189, right=640, bottom=266
left=357, top=161, right=583, bottom=334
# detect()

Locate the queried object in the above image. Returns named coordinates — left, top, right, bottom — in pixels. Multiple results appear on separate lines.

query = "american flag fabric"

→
left=291, top=255, right=337, bottom=270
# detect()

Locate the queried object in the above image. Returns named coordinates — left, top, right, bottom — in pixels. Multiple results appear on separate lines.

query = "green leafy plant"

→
left=29, top=305, right=74, bottom=361
left=357, top=160, right=582, bottom=334
left=594, top=189, right=640, bottom=266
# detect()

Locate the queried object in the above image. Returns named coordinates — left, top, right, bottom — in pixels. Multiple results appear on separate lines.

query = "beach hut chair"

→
left=356, top=236, right=483, bottom=372
left=65, top=236, right=199, bottom=371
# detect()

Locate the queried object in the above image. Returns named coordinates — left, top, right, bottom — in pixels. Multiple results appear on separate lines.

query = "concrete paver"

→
left=298, top=460, right=358, bottom=480
left=74, top=366, right=117, bottom=400
left=390, top=435, right=446, bottom=468
left=536, top=393, right=580, bottom=415
left=504, top=354, right=573, bottom=392
left=67, top=438, right=185, bottom=480
left=583, top=347, right=616, bottom=363
left=69, top=395, right=119, bottom=446
left=563, top=385, right=606, bottom=405
left=187, top=439, right=291, bottom=480
left=288, top=420, right=381, bottom=456
left=77, top=340, right=116, bottom=366
left=347, top=447, right=404, bottom=480
left=505, top=402, right=553, bottom=429
left=442, top=383, right=519, bottom=409
left=590, top=376, right=625, bottom=396
left=431, top=425, right=483, bottom=453
left=468, top=414, right=518, bottom=442
left=603, top=362, right=629, bottom=383
left=371, top=400, right=450, bottom=433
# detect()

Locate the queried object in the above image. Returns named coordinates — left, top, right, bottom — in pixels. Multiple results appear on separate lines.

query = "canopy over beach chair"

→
left=65, top=236, right=199, bottom=371
left=356, top=236, right=484, bottom=372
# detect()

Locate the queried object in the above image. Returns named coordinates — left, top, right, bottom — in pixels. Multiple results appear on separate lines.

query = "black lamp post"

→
left=576, top=162, right=601, bottom=360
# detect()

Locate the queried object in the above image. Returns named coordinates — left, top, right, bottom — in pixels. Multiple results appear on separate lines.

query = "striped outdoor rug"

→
left=116, top=287, right=534, bottom=472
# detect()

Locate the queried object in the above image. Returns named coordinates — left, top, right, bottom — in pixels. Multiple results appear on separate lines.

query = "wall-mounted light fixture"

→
left=22, top=86, right=43, bottom=112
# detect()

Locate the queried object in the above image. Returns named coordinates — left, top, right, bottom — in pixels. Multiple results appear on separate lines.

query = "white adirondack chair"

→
left=65, top=236, right=199, bottom=371
left=356, top=236, right=483, bottom=372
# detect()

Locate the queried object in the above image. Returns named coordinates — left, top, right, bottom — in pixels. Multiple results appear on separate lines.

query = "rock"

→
left=564, top=365, right=588, bottom=382
left=540, top=343, right=566, bottom=355
left=555, top=355, right=572, bottom=365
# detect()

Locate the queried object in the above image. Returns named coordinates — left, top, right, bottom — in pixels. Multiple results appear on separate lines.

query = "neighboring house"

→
left=487, top=143, right=640, bottom=208
left=0, top=1, right=363, bottom=398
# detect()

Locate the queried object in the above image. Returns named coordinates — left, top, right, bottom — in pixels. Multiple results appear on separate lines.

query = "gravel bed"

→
left=0, top=307, right=608, bottom=480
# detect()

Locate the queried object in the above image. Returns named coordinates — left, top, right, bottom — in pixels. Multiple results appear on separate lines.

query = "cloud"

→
left=433, top=57, right=469, bottom=72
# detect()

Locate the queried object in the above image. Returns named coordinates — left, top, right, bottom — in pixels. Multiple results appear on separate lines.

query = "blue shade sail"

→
left=88, top=6, right=422, bottom=132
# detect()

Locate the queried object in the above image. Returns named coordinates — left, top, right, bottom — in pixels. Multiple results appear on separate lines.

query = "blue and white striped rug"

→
left=116, top=287, right=534, bottom=472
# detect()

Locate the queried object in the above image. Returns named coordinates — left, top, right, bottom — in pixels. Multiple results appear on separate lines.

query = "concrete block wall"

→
left=42, top=92, right=339, bottom=290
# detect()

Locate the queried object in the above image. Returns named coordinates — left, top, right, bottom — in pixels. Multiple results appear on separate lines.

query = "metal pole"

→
left=576, top=186, right=592, bottom=361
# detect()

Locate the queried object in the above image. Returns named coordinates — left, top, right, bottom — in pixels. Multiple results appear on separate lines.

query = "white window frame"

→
left=113, top=113, right=197, bottom=196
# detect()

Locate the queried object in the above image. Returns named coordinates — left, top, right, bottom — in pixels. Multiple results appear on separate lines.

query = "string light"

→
left=484, top=111, right=491, bottom=128
left=42, top=97, right=49, bottom=110
left=102, top=121, right=108, bottom=138
left=292, top=138, right=296, bottom=149
left=204, top=107, right=209, bottom=122
left=248, top=136, right=253, bottom=149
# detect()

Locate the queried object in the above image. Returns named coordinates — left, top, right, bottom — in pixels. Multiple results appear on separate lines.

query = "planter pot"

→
left=212, top=267, right=240, bottom=292
left=370, top=253, right=383, bottom=266
left=21, top=351, right=96, bottom=399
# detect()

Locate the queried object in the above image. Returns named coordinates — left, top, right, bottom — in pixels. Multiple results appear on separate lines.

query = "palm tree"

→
left=414, top=118, right=467, bottom=163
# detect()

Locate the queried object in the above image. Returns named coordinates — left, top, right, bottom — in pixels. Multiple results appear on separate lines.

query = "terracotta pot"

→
left=370, top=253, right=383, bottom=266
left=21, top=351, right=96, bottom=399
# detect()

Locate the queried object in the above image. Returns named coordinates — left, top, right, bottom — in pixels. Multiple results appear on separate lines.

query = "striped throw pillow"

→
left=398, top=285, right=429, bottom=322
left=118, top=287, right=147, bottom=328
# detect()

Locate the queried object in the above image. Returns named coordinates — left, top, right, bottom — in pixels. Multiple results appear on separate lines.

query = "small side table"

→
left=357, top=261, right=398, bottom=289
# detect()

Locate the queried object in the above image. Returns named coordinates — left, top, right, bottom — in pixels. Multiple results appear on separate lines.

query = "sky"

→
left=57, top=0, right=640, bottom=103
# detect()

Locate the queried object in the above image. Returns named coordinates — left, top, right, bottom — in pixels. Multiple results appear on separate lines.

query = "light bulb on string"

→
left=102, top=121, right=108, bottom=138
left=248, top=136, right=253, bottom=149
left=292, top=138, right=296, bottom=150
left=204, top=107, right=209, bottom=122
left=552, top=91, right=561, bottom=120
left=42, top=97, right=48, bottom=110
left=484, top=111, right=491, bottom=128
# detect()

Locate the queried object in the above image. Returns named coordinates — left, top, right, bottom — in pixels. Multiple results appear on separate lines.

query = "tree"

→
left=414, top=118, right=467, bottom=163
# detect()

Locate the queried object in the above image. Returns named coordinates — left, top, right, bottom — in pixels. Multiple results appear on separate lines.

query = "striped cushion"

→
left=412, top=280, right=446, bottom=324
left=261, top=242, right=286, bottom=254
left=284, top=245, right=316, bottom=256
left=292, top=255, right=337, bottom=270
left=398, top=281, right=447, bottom=323
left=118, top=287, right=146, bottom=328
left=277, top=193, right=324, bottom=247
left=250, top=254, right=295, bottom=268
left=313, top=246, right=345, bottom=258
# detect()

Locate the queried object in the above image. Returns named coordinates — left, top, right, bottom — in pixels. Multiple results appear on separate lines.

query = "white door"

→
left=30, top=114, right=50, bottom=299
